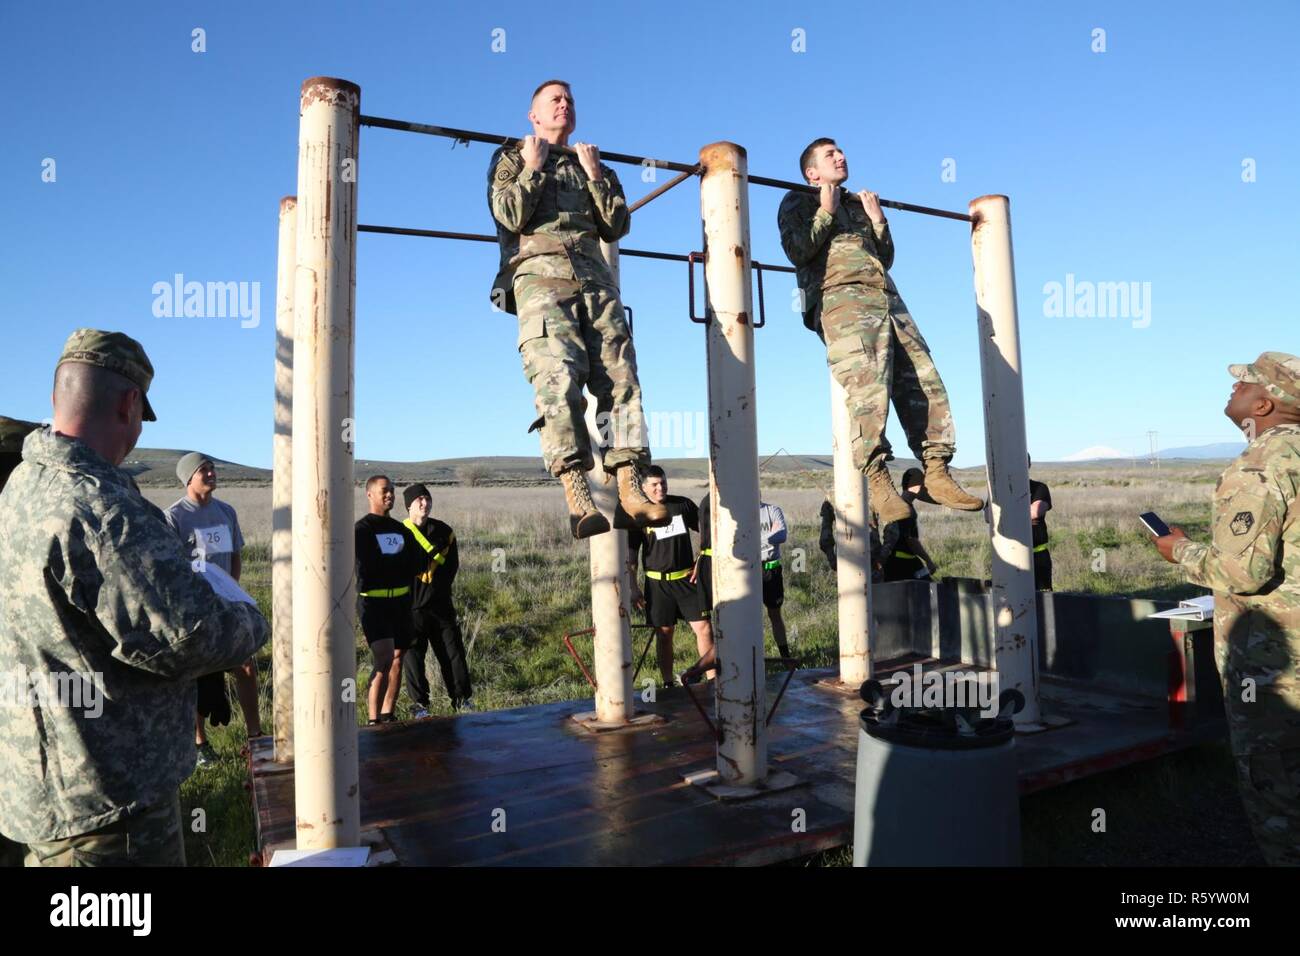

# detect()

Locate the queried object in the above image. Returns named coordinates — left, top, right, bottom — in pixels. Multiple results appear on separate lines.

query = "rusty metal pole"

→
left=970, top=194, right=1042, bottom=728
left=830, top=373, right=872, bottom=686
left=699, top=142, right=766, bottom=785
left=272, top=195, right=296, bottom=763
left=292, top=77, right=362, bottom=848
left=584, top=239, right=634, bottom=725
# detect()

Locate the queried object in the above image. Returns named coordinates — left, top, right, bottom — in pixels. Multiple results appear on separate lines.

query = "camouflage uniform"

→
left=488, top=144, right=649, bottom=476
left=778, top=189, right=956, bottom=472
left=1172, top=354, right=1300, bottom=866
left=0, top=416, right=39, bottom=867
left=0, top=332, right=268, bottom=866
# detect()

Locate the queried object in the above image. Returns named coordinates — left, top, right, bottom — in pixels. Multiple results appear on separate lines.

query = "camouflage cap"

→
left=0, top=417, right=41, bottom=455
left=56, top=329, right=157, bottom=421
left=1228, top=352, right=1300, bottom=409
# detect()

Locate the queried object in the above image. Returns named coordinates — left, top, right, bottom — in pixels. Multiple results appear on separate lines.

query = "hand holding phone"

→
left=1139, top=511, right=1171, bottom=537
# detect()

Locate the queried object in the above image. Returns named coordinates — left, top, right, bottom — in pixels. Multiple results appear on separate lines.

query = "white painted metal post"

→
left=585, top=239, right=634, bottom=724
left=830, top=372, right=872, bottom=686
left=292, top=77, right=361, bottom=848
left=699, top=142, right=766, bottom=785
left=970, top=194, right=1041, bottom=727
left=272, top=195, right=296, bottom=763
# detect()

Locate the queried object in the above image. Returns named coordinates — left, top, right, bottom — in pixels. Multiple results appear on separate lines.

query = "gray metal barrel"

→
left=852, top=682, right=1021, bottom=866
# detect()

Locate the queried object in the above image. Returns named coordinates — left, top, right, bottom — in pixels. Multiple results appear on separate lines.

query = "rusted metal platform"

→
left=250, top=654, right=1223, bottom=866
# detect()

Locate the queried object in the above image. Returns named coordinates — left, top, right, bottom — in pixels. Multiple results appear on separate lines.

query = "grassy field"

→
left=179, top=462, right=1265, bottom=867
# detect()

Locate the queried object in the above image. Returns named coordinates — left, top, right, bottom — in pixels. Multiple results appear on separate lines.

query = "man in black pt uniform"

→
left=697, top=492, right=792, bottom=660
left=882, top=467, right=938, bottom=582
left=1027, top=455, right=1053, bottom=590
left=355, top=475, right=419, bottom=724
left=401, top=483, right=474, bottom=716
left=626, top=467, right=715, bottom=686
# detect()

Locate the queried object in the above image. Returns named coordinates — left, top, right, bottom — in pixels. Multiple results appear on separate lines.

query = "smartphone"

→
left=1138, top=511, right=1171, bottom=537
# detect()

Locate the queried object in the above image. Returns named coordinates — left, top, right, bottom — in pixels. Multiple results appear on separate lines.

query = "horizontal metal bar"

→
left=357, top=224, right=694, bottom=262
left=359, top=114, right=699, bottom=174
left=748, top=173, right=972, bottom=223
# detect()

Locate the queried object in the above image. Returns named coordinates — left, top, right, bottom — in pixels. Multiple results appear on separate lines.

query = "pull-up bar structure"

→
left=273, top=75, right=1041, bottom=849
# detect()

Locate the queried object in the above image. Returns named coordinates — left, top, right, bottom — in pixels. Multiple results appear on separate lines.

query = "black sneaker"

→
left=195, top=743, right=218, bottom=768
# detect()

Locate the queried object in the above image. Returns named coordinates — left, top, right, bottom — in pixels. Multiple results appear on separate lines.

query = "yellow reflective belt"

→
left=359, top=586, right=410, bottom=598
left=1033, top=543, right=1049, bottom=553
left=645, top=568, right=692, bottom=581
left=762, top=559, right=781, bottom=570
left=699, top=548, right=713, bottom=556
left=894, top=550, right=918, bottom=559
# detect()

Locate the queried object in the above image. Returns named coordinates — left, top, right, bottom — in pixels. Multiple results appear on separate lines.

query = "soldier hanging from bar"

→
left=777, top=138, right=985, bottom=524
left=487, top=79, right=670, bottom=538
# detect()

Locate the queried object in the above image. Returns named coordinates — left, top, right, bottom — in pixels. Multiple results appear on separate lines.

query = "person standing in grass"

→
left=1152, top=352, right=1300, bottom=866
left=401, top=483, right=473, bottom=716
left=881, top=468, right=938, bottom=582
left=626, top=467, right=715, bottom=686
left=1027, top=455, right=1053, bottom=590
left=355, top=476, right=419, bottom=725
left=0, top=330, right=267, bottom=866
left=166, top=452, right=262, bottom=766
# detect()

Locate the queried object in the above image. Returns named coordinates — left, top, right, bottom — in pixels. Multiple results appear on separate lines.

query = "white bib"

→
left=652, top=514, right=687, bottom=540
left=193, top=524, right=233, bottom=556
left=376, top=533, right=405, bottom=555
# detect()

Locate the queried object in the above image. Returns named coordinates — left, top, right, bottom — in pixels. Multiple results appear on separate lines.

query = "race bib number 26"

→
left=194, top=524, right=233, bottom=556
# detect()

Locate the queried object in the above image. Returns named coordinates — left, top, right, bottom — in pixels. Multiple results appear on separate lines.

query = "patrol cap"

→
left=56, top=329, right=157, bottom=422
left=0, top=416, right=41, bottom=455
left=1228, top=351, right=1300, bottom=409
left=177, top=451, right=213, bottom=486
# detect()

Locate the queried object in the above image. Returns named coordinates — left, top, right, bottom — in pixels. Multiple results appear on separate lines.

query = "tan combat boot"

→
left=560, top=468, right=610, bottom=539
left=615, top=462, right=671, bottom=527
left=866, top=459, right=913, bottom=525
left=922, top=456, right=985, bottom=511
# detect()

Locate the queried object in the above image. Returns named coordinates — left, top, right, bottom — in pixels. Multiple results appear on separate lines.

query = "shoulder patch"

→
left=1230, top=511, right=1255, bottom=536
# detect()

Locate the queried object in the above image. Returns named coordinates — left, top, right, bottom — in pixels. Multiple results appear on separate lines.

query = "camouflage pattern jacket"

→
left=1173, top=423, right=1300, bottom=755
left=0, top=428, right=268, bottom=841
left=777, top=187, right=895, bottom=332
left=487, top=145, right=630, bottom=313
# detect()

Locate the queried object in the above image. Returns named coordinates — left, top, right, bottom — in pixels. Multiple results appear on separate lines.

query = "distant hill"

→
left=126, top=444, right=1233, bottom=488
left=128, top=449, right=884, bottom=487
left=1159, top=442, right=1245, bottom=460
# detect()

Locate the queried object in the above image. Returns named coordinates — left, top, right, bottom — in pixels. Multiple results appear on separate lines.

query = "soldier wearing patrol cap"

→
left=0, top=329, right=268, bottom=866
left=1153, top=351, right=1300, bottom=865
left=487, top=79, right=670, bottom=540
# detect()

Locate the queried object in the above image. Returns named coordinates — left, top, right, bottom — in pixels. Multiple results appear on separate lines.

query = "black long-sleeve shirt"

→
left=404, top=516, right=459, bottom=608
left=354, top=512, right=420, bottom=594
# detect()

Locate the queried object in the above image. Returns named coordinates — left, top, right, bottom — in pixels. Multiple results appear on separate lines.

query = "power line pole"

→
left=1147, top=430, right=1159, bottom=471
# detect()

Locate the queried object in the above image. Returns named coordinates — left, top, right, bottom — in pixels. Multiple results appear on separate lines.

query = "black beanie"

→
left=403, top=483, right=431, bottom=509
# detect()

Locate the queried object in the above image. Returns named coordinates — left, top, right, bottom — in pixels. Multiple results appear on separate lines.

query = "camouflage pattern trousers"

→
left=514, top=274, right=650, bottom=476
left=1233, top=747, right=1300, bottom=866
left=821, top=283, right=957, bottom=473
left=23, top=793, right=185, bottom=867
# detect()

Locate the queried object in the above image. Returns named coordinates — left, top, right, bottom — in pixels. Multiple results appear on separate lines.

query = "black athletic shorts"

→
left=1033, top=550, right=1053, bottom=591
left=645, top=574, right=708, bottom=627
left=698, top=556, right=713, bottom=610
left=762, top=566, right=785, bottom=609
left=358, top=594, right=415, bottom=649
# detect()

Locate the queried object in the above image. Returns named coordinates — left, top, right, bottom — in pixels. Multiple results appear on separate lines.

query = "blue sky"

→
left=3, top=1, right=1296, bottom=468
